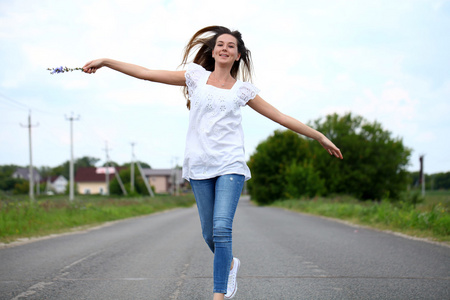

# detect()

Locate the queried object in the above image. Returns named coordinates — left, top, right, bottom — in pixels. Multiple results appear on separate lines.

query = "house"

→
left=12, top=167, right=41, bottom=182
left=141, top=168, right=187, bottom=194
left=46, top=175, right=68, bottom=194
left=74, top=167, right=188, bottom=195
left=75, top=167, right=118, bottom=195
left=12, top=167, right=43, bottom=194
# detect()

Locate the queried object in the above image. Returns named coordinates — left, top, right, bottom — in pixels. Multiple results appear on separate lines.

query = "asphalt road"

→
left=1, top=196, right=449, bottom=300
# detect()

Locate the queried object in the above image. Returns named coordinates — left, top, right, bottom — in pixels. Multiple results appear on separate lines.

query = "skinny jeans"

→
left=190, top=174, right=245, bottom=294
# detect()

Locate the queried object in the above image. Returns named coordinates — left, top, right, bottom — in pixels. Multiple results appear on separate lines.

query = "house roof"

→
left=13, top=167, right=40, bottom=180
left=75, top=167, right=185, bottom=184
left=142, top=168, right=180, bottom=176
left=48, top=175, right=67, bottom=183
left=75, top=167, right=125, bottom=182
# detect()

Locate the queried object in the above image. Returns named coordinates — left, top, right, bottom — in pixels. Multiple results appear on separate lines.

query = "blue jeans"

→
left=190, top=174, right=245, bottom=294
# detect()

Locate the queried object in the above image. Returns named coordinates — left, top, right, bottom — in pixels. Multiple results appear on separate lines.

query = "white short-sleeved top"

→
left=182, top=63, right=260, bottom=181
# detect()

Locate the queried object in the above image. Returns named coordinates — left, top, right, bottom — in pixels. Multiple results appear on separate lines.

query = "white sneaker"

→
left=225, top=257, right=240, bottom=299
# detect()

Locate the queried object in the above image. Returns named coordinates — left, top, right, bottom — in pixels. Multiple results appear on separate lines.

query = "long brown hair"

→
left=181, top=26, right=254, bottom=109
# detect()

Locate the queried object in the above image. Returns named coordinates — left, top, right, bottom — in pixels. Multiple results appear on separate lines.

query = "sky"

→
left=0, top=0, right=449, bottom=175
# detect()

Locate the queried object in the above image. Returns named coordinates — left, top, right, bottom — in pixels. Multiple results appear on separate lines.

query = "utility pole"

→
left=130, top=142, right=135, bottom=193
left=170, top=157, right=174, bottom=195
left=103, top=141, right=112, bottom=196
left=65, top=112, right=80, bottom=201
left=113, top=165, right=127, bottom=196
left=419, top=155, right=425, bottom=197
left=172, top=156, right=179, bottom=196
left=136, top=161, right=155, bottom=197
left=20, top=111, right=39, bottom=203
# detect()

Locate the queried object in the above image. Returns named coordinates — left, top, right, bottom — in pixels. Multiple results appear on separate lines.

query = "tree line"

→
left=409, top=171, right=450, bottom=191
left=1, top=112, right=449, bottom=198
left=247, top=112, right=446, bottom=205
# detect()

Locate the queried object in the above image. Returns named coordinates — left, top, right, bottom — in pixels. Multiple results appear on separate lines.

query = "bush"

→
left=284, top=161, right=325, bottom=199
left=247, top=130, right=312, bottom=205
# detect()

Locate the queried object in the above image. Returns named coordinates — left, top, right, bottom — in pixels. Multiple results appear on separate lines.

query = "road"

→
left=1, top=196, right=449, bottom=300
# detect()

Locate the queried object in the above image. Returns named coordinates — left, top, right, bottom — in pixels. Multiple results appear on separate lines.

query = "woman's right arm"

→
left=248, top=95, right=343, bottom=159
left=83, top=58, right=186, bottom=86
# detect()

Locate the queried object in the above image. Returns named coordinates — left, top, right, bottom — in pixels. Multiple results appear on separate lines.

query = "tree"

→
left=429, top=172, right=450, bottom=190
left=247, top=130, right=313, bottom=204
left=109, top=168, right=151, bottom=196
left=13, top=180, right=29, bottom=194
left=284, top=161, right=326, bottom=199
left=247, top=113, right=412, bottom=204
left=102, top=161, right=119, bottom=167
left=0, top=165, right=22, bottom=192
left=50, top=162, right=70, bottom=179
left=311, top=113, right=411, bottom=200
left=122, top=161, right=151, bottom=169
left=51, top=156, right=100, bottom=178
left=38, top=166, right=53, bottom=180
left=76, top=156, right=101, bottom=168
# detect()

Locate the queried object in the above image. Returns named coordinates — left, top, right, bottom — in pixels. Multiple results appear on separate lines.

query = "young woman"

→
left=83, top=25, right=343, bottom=300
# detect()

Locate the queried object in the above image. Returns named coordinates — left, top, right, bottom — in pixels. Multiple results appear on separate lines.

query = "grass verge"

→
left=271, top=191, right=450, bottom=243
left=0, top=194, right=196, bottom=244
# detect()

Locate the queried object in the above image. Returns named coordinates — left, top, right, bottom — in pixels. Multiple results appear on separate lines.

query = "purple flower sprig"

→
left=47, top=66, right=84, bottom=74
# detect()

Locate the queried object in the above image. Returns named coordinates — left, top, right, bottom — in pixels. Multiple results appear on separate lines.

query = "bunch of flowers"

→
left=47, top=66, right=84, bottom=74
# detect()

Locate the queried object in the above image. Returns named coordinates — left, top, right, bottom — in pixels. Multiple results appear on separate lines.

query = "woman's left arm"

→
left=247, top=95, right=343, bottom=159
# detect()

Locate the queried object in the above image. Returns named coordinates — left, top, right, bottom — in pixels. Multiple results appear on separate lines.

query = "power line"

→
left=0, top=92, right=29, bottom=111
left=0, top=92, right=62, bottom=116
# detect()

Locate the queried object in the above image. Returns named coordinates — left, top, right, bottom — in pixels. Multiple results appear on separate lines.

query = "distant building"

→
left=141, top=168, right=186, bottom=194
left=74, top=167, right=187, bottom=195
left=12, top=167, right=42, bottom=194
left=12, top=167, right=41, bottom=182
left=46, top=175, right=68, bottom=194
left=75, top=167, right=118, bottom=195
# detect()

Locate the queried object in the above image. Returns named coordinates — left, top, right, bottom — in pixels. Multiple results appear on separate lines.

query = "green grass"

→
left=0, top=194, right=196, bottom=244
left=271, top=191, right=450, bottom=243
left=419, top=190, right=450, bottom=208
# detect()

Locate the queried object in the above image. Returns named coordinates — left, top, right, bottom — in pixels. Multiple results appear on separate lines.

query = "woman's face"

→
left=212, top=34, right=241, bottom=64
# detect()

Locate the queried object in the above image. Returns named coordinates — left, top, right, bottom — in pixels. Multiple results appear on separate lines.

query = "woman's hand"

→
left=82, top=59, right=104, bottom=74
left=318, top=135, right=343, bottom=159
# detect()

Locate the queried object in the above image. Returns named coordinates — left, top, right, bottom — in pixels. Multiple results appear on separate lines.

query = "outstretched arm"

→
left=247, top=95, right=343, bottom=159
left=83, top=58, right=186, bottom=86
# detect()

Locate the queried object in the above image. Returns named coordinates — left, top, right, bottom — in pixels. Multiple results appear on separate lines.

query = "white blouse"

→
left=182, top=63, right=260, bottom=181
